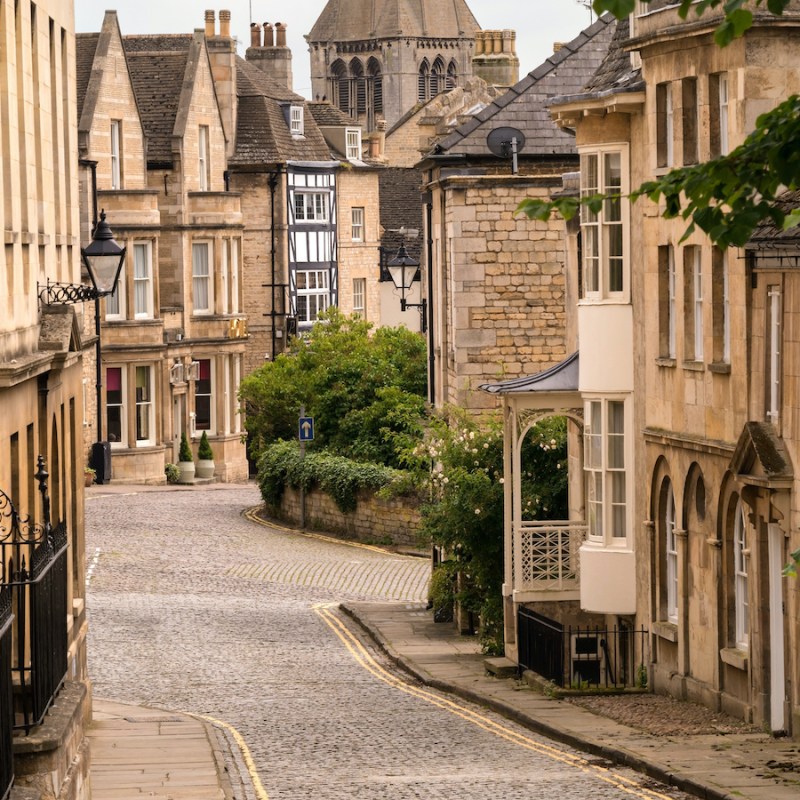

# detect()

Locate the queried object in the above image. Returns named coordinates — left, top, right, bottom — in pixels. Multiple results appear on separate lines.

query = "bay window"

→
left=580, top=147, right=627, bottom=299
left=195, top=358, right=214, bottom=433
left=296, top=269, right=330, bottom=324
left=134, top=366, right=154, bottom=446
left=133, top=242, right=153, bottom=318
left=106, top=366, right=125, bottom=446
left=192, top=241, right=213, bottom=314
left=584, top=398, right=628, bottom=545
left=294, top=192, right=328, bottom=223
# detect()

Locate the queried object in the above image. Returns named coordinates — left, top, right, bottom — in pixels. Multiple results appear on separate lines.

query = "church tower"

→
left=306, top=0, right=481, bottom=131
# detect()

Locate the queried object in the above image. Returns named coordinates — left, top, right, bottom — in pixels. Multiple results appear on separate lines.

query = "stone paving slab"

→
left=89, top=700, right=229, bottom=800
left=343, top=601, right=800, bottom=800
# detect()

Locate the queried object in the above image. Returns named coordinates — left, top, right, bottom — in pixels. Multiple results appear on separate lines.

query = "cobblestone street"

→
left=85, top=485, right=693, bottom=799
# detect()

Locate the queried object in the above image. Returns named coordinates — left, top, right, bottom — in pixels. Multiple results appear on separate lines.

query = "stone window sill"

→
left=653, top=620, right=678, bottom=642
left=708, top=361, right=731, bottom=375
left=655, top=357, right=676, bottom=368
left=720, top=647, right=748, bottom=671
left=682, top=360, right=704, bottom=372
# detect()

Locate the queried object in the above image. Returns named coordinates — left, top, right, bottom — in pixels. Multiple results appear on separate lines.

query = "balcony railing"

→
left=0, top=458, right=68, bottom=736
left=513, top=521, right=586, bottom=597
left=0, top=586, right=12, bottom=800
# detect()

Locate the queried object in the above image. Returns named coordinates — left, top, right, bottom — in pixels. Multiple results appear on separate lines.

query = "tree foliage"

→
left=239, top=309, right=428, bottom=469
left=519, top=0, right=800, bottom=248
left=412, top=408, right=568, bottom=654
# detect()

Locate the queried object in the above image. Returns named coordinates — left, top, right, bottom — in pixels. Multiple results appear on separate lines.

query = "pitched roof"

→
left=229, top=58, right=333, bottom=166
left=429, top=14, right=618, bottom=159
left=76, top=33, right=99, bottom=116
left=581, top=17, right=640, bottom=95
left=308, top=102, right=357, bottom=127
left=748, top=190, right=800, bottom=244
left=480, top=352, right=579, bottom=395
left=124, top=34, right=193, bottom=166
left=307, top=0, right=480, bottom=42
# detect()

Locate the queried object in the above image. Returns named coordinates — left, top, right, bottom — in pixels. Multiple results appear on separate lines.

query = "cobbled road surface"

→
left=86, top=484, right=692, bottom=800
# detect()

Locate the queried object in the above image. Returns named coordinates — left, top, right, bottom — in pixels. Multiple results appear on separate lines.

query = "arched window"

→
left=446, top=60, right=458, bottom=90
left=331, top=60, right=349, bottom=115
left=418, top=60, right=430, bottom=103
left=367, top=57, right=383, bottom=117
left=349, top=58, right=366, bottom=115
left=665, top=480, right=678, bottom=623
left=431, top=58, right=445, bottom=96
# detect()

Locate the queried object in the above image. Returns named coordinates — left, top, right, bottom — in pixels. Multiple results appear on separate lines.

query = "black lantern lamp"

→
left=80, top=211, right=127, bottom=296
left=387, top=244, right=427, bottom=332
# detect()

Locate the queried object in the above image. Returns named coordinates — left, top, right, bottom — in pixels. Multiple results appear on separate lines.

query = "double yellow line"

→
left=315, top=603, right=675, bottom=800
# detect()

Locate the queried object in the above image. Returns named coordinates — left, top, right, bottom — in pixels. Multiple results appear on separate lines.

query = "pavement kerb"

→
left=339, top=603, right=737, bottom=800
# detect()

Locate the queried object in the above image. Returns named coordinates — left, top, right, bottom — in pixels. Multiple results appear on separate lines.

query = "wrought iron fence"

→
left=0, top=586, right=13, bottom=800
left=0, top=457, right=68, bottom=735
left=518, top=606, right=649, bottom=689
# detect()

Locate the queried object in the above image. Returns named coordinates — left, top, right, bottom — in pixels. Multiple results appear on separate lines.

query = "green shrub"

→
left=257, top=440, right=404, bottom=514
left=164, top=463, right=180, bottom=484
left=198, top=431, right=214, bottom=460
left=178, top=432, right=193, bottom=463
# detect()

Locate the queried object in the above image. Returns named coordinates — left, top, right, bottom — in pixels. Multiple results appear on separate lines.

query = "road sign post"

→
left=298, top=408, right=314, bottom=528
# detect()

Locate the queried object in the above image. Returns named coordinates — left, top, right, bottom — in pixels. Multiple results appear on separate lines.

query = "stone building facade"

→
left=307, top=0, right=481, bottom=131
left=77, top=12, right=249, bottom=484
left=419, top=15, right=617, bottom=411
left=0, top=0, right=93, bottom=797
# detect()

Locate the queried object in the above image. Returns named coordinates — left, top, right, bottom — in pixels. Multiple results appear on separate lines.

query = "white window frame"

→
left=110, top=120, right=122, bottom=190
left=290, top=105, right=304, bottom=136
left=580, top=146, right=628, bottom=301
left=198, top=125, right=210, bottom=191
left=665, top=481, right=678, bottom=624
left=693, top=248, right=704, bottom=361
left=194, top=357, right=215, bottom=435
left=296, top=269, right=330, bottom=324
left=133, top=242, right=153, bottom=319
left=220, top=239, right=229, bottom=315
left=134, top=365, right=155, bottom=447
left=351, top=207, right=364, bottom=242
left=719, top=74, right=729, bottom=156
left=666, top=244, right=676, bottom=359
left=106, top=365, right=127, bottom=448
left=767, top=284, right=782, bottom=424
left=230, top=237, right=240, bottom=314
left=353, top=277, right=366, bottom=316
left=734, top=498, right=749, bottom=648
left=722, top=253, right=731, bottom=363
left=345, top=127, right=361, bottom=160
left=192, top=241, right=214, bottom=315
left=233, top=355, right=242, bottom=434
left=104, top=263, right=126, bottom=320
left=584, top=397, right=629, bottom=547
left=294, top=191, right=329, bottom=223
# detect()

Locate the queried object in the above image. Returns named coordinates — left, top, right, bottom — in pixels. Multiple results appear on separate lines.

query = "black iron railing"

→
left=0, top=586, right=13, bottom=800
left=518, top=606, right=649, bottom=689
left=0, top=458, right=68, bottom=735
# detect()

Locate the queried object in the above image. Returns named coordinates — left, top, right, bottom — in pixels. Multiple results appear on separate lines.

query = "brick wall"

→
left=275, top=485, right=422, bottom=549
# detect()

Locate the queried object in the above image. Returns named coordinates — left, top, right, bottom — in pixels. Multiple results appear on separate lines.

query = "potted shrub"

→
left=84, top=466, right=96, bottom=487
left=177, top=432, right=195, bottom=483
left=196, top=431, right=215, bottom=479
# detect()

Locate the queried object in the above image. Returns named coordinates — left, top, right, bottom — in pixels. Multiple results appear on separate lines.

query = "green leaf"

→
left=783, top=209, right=800, bottom=230
left=592, top=0, right=636, bottom=17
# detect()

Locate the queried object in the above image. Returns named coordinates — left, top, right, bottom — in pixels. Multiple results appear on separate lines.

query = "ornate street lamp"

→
left=39, top=210, right=126, bottom=483
left=387, top=244, right=427, bottom=332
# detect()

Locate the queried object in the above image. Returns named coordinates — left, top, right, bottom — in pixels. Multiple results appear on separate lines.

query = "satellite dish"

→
left=486, top=127, right=526, bottom=174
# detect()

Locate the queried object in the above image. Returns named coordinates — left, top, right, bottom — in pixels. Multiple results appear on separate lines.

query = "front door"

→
left=767, top=523, right=786, bottom=733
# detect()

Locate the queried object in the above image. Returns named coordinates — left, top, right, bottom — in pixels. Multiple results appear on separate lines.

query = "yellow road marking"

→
left=189, top=712, right=271, bottom=800
left=315, top=605, right=675, bottom=800
left=244, top=506, right=411, bottom=557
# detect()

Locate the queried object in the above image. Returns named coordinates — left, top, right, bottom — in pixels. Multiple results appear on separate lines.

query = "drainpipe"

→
left=424, top=190, right=435, bottom=405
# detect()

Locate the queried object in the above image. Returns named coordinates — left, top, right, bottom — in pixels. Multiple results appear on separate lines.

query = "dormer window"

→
left=290, top=105, right=304, bottom=136
left=345, top=128, right=361, bottom=160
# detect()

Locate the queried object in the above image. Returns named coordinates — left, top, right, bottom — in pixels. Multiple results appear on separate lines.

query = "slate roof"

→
left=76, top=33, right=99, bottom=116
left=308, top=102, right=358, bottom=127
left=748, top=190, right=800, bottom=244
left=429, top=14, right=618, bottom=159
left=229, top=58, right=333, bottom=166
left=124, top=34, right=194, bottom=166
left=308, top=0, right=480, bottom=43
left=480, top=352, right=579, bottom=395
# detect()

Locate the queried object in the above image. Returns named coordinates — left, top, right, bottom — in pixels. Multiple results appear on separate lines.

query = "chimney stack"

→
left=206, top=9, right=237, bottom=159
left=472, top=28, right=519, bottom=90
left=246, top=20, right=293, bottom=91
left=219, top=9, right=230, bottom=38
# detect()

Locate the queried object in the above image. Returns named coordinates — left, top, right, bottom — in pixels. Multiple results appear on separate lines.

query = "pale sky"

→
left=75, top=1, right=598, bottom=100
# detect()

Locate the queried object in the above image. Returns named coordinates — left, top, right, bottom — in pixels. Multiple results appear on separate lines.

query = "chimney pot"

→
left=219, top=10, right=231, bottom=38
left=263, top=22, right=274, bottom=48
left=275, top=22, right=287, bottom=48
left=204, top=10, right=215, bottom=38
left=250, top=22, right=261, bottom=48
left=474, top=30, right=484, bottom=57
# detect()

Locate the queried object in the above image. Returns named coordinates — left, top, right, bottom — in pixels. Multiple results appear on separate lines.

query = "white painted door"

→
left=768, top=523, right=786, bottom=733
